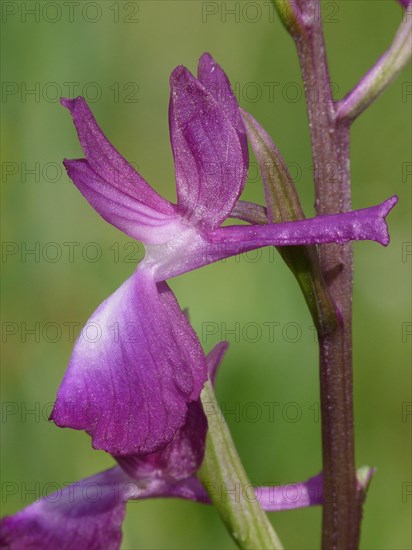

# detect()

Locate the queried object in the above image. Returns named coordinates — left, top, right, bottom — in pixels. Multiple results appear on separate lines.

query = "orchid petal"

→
left=127, top=474, right=324, bottom=511
left=64, top=159, right=183, bottom=245
left=51, top=269, right=207, bottom=456
left=197, top=53, right=248, bottom=167
left=115, top=342, right=228, bottom=480
left=0, top=468, right=129, bottom=550
left=169, top=66, right=247, bottom=230
left=61, top=97, right=174, bottom=215
left=150, top=197, right=397, bottom=281
left=0, top=469, right=323, bottom=550
left=257, top=473, right=323, bottom=511
left=204, top=196, right=398, bottom=261
left=116, top=400, right=207, bottom=481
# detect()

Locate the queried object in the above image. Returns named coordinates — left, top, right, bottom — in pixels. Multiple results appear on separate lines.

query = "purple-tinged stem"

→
left=276, top=1, right=358, bottom=547
left=277, top=1, right=409, bottom=546
left=271, top=1, right=407, bottom=546
left=298, top=73, right=356, bottom=550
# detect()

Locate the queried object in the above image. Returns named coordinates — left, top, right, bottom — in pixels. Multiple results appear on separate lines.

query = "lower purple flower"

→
left=0, top=468, right=128, bottom=550
left=0, top=469, right=324, bottom=550
left=51, top=269, right=206, bottom=456
left=1, top=345, right=324, bottom=550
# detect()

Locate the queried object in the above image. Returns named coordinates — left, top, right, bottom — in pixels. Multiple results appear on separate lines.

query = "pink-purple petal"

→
left=197, top=53, right=248, bottom=168
left=169, top=66, right=247, bottom=230
left=132, top=473, right=324, bottom=512
left=0, top=468, right=324, bottom=550
left=0, top=468, right=129, bottom=550
left=115, top=342, right=228, bottom=481
left=257, top=474, right=323, bottom=511
left=116, top=400, right=207, bottom=482
left=50, top=269, right=207, bottom=456
left=64, top=159, right=182, bottom=245
left=205, top=196, right=398, bottom=260
left=150, top=197, right=397, bottom=281
left=61, top=97, right=174, bottom=215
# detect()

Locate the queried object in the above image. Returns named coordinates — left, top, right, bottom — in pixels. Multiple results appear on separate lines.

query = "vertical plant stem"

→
left=292, top=2, right=358, bottom=547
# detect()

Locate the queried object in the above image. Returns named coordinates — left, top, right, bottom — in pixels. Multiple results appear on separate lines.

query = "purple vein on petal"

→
left=114, top=342, right=227, bottom=482
left=197, top=52, right=248, bottom=167
left=64, top=159, right=183, bottom=245
left=0, top=467, right=130, bottom=550
left=50, top=268, right=207, bottom=456
left=169, top=66, right=247, bottom=230
left=61, top=96, right=174, bottom=215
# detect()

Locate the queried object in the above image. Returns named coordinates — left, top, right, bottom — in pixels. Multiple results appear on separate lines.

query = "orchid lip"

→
left=50, top=268, right=208, bottom=456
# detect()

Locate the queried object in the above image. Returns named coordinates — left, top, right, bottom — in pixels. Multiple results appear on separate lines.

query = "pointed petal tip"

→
left=169, top=66, right=201, bottom=98
left=60, top=96, right=72, bottom=108
left=171, top=56, right=247, bottom=230
left=62, top=93, right=176, bottom=217
left=172, top=54, right=219, bottom=87
left=170, top=65, right=193, bottom=86
left=377, top=195, right=398, bottom=247
left=60, top=96, right=81, bottom=111
left=62, top=157, right=71, bottom=170
left=62, top=157, right=85, bottom=173
left=380, top=194, right=398, bottom=216
left=198, top=52, right=216, bottom=72
left=199, top=51, right=214, bottom=62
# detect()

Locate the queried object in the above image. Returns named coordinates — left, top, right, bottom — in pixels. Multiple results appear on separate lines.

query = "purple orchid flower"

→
left=50, top=53, right=397, bottom=458
left=1, top=344, right=323, bottom=550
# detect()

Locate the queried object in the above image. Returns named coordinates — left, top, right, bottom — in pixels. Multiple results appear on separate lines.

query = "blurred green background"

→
left=1, top=1, right=411, bottom=548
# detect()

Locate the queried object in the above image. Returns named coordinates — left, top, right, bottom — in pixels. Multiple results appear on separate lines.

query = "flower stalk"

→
left=336, top=16, right=412, bottom=122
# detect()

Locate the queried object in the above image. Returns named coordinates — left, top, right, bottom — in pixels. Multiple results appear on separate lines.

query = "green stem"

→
left=198, top=381, right=283, bottom=550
